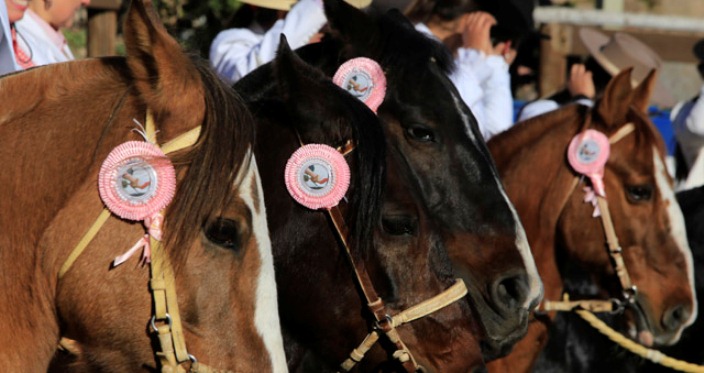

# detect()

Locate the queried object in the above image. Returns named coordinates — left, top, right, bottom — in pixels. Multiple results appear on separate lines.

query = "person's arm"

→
left=477, top=54, right=512, bottom=139
left=449, top=60, right=487, bottom=133
left=209, top=0, right=326, bottom=84
left=0, top=1, right=17, bottom=75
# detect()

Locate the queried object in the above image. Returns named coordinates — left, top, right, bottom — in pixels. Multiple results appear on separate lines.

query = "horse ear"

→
left=596, top=68, right=634, bottom=127
left=323, top=0, right=376, bottom=48
left=123, top=0, right=203, bottom=138
left=631, top=69, right=657, bottom=113
left=274, top=34, right=350, bottom=143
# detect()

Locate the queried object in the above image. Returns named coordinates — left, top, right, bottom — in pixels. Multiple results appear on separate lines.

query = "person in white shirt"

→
left=1, top=0, right=32, bottom=74
left=209, top=0, right=370, bottom=85
left=14, top=0, right=90, bottom=67
left=405, top=0, right=528, bottom=140
left=671, top=39, right=704, bottom=189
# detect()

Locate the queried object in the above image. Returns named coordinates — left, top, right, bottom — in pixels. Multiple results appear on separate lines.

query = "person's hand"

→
left=567, top=63, right=595, bottom=99
left=492, top=41, right=516, bottom=64
left=459, top=12, right=497, bottom=55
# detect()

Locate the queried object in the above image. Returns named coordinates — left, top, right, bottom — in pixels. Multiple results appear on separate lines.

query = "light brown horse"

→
left=0, top=0, right=286, bottom=371
left=486, top=69, right=697, bottom=372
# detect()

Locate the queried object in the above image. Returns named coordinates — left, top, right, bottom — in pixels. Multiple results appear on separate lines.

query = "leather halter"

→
left=539, top=119, right=637, bottom=314
left=301, top=137, right=469, bottom=372
left=57, top=111, right=228, bottom=373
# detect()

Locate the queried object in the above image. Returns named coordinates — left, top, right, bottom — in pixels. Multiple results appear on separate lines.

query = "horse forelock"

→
left=164, top=58, right=255, bottom=267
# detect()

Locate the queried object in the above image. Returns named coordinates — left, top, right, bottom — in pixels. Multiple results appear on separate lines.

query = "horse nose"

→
left=661, top=303, right=693, bottom=332
left=491, top=272, right=530, bottom=314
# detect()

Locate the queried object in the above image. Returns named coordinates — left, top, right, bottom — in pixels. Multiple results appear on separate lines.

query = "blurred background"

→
left=71, top=0, right=704, bottom=105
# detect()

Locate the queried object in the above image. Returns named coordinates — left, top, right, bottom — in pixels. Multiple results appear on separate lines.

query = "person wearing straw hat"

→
left=518, top=27, right=674, bottom=122
left=210, top=0, right=370, bottom=84
left=670, top=39, right=704, bottom=190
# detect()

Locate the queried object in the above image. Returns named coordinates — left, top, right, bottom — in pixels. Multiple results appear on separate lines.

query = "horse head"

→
left=557, top=69, right=696, bottom=346
left=243, top=38, right=484, bottom=372
left=292, top=0, right=544, bottom=357
left=488, top=68, right=697, bottom=372
left=0, top=0, right=285, bottom=371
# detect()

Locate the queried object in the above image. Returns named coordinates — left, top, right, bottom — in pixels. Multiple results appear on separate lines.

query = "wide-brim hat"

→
left=579, top=27, right=675, bottom=107
left=240, top=0, right=371, bottom=11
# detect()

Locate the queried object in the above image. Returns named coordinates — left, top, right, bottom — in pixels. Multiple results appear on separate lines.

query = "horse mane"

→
left=336, top=85, right=386, bottom=259
left=164, top=56, right=255, bottom=262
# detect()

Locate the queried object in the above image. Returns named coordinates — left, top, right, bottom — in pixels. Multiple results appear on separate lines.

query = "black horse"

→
left=237, top=0, right=544, bottom=362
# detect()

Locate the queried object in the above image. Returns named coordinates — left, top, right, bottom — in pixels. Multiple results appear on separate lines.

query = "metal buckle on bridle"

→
left=622, top=285, right=638, bottom=304
left=150, top=313, right=172, bottom=331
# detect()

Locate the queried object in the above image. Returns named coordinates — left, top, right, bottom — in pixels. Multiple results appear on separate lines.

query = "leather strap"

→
left=539, top=122, right=637, bottom=313
left=57, top=110, right=229, bottom=372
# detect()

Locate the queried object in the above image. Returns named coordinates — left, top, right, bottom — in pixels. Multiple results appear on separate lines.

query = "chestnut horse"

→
left=237, top=0, right=543, bottom=359
left=486, top=69, right=697, bottom=373
left=533, top=185, right=704, bottom=373
left=0, top=0, right=286, bottom=371
left=238, top=39, right=482, bottom=372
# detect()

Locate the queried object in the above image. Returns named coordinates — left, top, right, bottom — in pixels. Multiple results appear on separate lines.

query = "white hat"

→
left=240, top=0, right=371, bottom=11
left=579, top=27, right=674, bottom=107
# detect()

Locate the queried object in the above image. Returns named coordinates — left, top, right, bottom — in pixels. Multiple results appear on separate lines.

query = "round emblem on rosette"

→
left=98, top=141, right=176, bottom=221
left=284, top=144, right=351, bottom=210
left=567, top=129, right=611, bottom=196
left=333, top=57, right=386, bottom=113
left=567, top=129, right=610, bottom=175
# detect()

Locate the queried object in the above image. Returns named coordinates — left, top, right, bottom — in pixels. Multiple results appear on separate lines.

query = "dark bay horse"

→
left=239, top=38, right=483, bottom=372
left=486, top=69, right=697, bottom=373
left=237, top=0, right=543, bottom=359
left=0, top=0, right=286, bottom=371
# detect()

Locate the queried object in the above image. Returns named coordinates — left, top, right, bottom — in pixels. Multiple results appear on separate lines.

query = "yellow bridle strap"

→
left=57, top=112, right=201, bottom=280
left=57, top=111, right=205, bottom=369
left=539, top=122, right=637, bottom=314
left=340, top=279, right=468, bottom=372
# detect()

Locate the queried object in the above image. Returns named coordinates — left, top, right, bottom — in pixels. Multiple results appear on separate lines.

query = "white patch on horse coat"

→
left=654, top=150, right=698, bottom=330
left=238, top=153, right=288, bottom=372
left=451, top=91, right=543, bottom=309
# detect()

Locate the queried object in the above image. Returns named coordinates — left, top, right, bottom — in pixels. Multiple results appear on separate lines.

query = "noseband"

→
left=57, top=111, right=228, bottom=373
left=298, top=137, right=468, bottom=373
left=540, top=117, right=637, bottom=315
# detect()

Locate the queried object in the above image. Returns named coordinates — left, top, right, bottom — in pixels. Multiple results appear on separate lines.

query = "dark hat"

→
left=475, top=0, right=537, bottom=43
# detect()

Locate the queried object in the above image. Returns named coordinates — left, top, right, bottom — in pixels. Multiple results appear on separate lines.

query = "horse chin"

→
left=625, top=301, right=684, bottom=347
left=462, top=283, right=530, bottom=359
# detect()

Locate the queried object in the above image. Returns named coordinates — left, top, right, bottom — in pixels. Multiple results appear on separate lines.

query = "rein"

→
left=299, top=136, right=468, bottom=373
left=57, top=111, right=228, bottom=373
left=540, top=121, right=637, bottom=314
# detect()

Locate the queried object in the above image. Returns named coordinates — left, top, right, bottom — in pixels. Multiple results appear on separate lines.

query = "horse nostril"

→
left=492, top=272, right=530, bottom=313
left=662, top=304, right=692, bottom=332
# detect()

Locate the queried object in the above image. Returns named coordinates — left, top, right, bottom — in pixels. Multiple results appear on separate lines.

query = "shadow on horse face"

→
left=0, top=0, right=286, bottom=371
left=488, top=68, right=696, bottom=372
left=303, top=0, right=544, bottom=357
left=241, top=39, right=484, bottom=372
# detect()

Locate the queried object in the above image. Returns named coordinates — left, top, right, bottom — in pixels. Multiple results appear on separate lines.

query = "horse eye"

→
left=406, top=126, right=435, bottom=142
left=204, top=218, right=240, bottom=250
left=382, top=215, right=418, bottom=236
left=626, top=185, right=653, bottom=203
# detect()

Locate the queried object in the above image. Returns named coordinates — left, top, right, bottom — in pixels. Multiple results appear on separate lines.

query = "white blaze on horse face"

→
left=237, top=153, right=288, bottom=372
left=654, top=150, right=698, bottom=329
left=450, top=91, right=543, bottom=309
